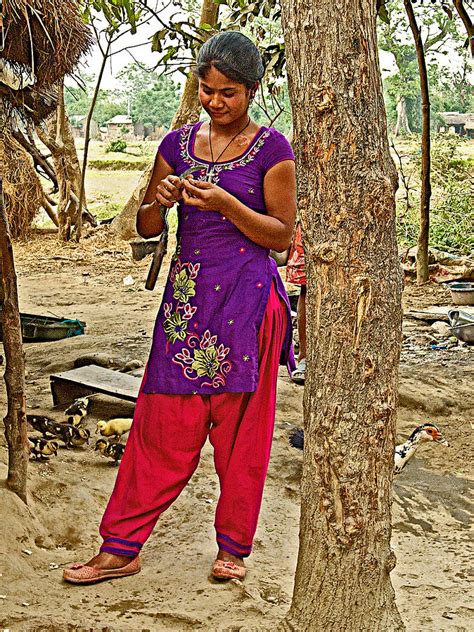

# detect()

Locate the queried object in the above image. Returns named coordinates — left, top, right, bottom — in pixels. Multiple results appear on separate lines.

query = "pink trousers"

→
left=99, top=283, right=287, bottom=560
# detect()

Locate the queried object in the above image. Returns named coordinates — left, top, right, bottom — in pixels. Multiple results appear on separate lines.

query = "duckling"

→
left=96, top=418, right=133, bottom=441
left=27, top=414, right=58, bottom=436
left=69, top=427, right=91, bottom=448
left=95, top=439, right=125, bottom=466
left=64, top=397, right=89, bottom=427
left=28, top=436, right=59, bottom=460
left=45, top=422, right=90, bottom=448
left=289, top=423, right=449, bottom=475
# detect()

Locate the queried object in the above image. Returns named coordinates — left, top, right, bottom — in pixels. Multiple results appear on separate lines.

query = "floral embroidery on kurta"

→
left=178, top=124, right=271, bottom=185
left=162, top=258, right=200, bottom=346
left=173, top=329, right=231, bottom=388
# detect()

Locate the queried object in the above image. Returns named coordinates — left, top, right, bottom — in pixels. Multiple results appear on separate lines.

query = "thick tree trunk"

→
left=112, top=0, right=220, bottom=239
left=394, top=96, right=411, bottom=136
left=281, top=1, right=404, bottom=630
left=0, top=177, right=29, bottom=504
left=405, top=1, right=431, bottom=284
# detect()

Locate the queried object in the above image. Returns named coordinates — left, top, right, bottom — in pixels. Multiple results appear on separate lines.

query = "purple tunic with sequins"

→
left=143, top=121, right=295, bottom=395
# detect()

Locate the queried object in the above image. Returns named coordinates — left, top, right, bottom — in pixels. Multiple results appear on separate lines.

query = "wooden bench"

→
left=50, top=365, right=142, bottom=406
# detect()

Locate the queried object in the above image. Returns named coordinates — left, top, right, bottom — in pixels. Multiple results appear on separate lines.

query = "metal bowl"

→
left=448, top=282, right=474, bottom=306
left=448, top=308, right=474, bottom=344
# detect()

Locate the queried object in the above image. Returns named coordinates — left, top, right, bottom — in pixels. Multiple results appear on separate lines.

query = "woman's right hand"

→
left=155, top=175, right=184, bottom=208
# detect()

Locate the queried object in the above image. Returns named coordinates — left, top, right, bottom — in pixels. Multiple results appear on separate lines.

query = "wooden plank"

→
left=50, top=365, right=141, bottom=406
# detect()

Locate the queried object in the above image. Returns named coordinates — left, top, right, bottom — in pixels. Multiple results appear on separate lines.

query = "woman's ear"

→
left=250, top=82, right=259, bottom=100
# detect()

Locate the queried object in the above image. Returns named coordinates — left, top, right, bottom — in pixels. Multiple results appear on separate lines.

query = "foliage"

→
left=117, top=63, right=181, bottom=127
left=106, top=139, right=128, bottom=153
left=396, top=133, right=473, bottom=254
left=379, top=0, right=469, bottom=134
left=65, top=76, right=127, bottom=126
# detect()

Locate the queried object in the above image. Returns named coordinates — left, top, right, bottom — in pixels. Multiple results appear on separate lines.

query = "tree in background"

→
left=281, top=0, right=404, bottom=628
left=117, top=63, right=181, bottom=128
left=379, top=0, right=467, bottom=136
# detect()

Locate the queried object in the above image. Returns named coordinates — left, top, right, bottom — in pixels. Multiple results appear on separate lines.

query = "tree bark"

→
left=171, top=0, right=220, bottom=129
left=452, top=0, right=474, bottom=57
left=77, top=39, right=111, bottom=242
left=394, top=96, right=411, bottom=136
left=281, top=1, right=404, bottom=629
left=405, top=0, right=431, bottom=285
left=0, top=177, right=29, bottom=504
left=39, top=81, right=87, bottom=241
left=112, top=0, right=220, bottom=239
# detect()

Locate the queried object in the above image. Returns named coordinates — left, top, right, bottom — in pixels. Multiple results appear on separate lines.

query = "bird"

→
left=27, top=414, right=58, bottom=436
left=95, top=439, right=125, bottom=466
left=289, top=423, right=449, bottom=475
left=64, top=397, right=89, bottom=427
left=28, top=436, right=59, bottom=460
left=393, top=423, right=449, bottom=474
left=96, top=418, right=133, bottom=441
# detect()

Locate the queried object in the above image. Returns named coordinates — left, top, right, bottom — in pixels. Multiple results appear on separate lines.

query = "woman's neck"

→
left=209, top=112, right=252, bottom=137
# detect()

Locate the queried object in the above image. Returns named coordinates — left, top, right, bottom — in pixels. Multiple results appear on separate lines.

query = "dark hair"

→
left=195, top=32, right=264, bottom=89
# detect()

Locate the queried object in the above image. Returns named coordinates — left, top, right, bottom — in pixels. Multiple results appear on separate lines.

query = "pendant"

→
left=206, top=166, right=215, bottom=182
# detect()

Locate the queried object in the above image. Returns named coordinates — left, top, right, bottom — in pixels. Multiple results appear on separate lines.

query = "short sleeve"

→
left=157, top=129, right=181, bottom=171
left=260, top=129, right=295, bottom=173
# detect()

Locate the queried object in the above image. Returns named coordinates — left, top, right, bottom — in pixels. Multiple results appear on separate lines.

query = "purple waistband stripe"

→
left=104, top=537, right=142, bottom=549
left=217, top=541, right=251, bottom=559
left=100, top=545, right=138, bottom=557
left=217, top=533, right=252, bottom=551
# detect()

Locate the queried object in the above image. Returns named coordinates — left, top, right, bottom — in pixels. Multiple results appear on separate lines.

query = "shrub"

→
left=106, top=139, right=127, bottom=153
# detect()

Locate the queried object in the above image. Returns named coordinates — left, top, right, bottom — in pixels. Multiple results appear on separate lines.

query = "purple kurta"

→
left=143, top=122, right=295, bottom=395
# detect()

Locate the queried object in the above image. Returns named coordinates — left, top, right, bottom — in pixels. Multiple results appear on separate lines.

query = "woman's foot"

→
left=63, top=552, right=140, bottom=585
left=212, top=549, right=246, bottom=580
left=291, top=358, right=306, bottom=384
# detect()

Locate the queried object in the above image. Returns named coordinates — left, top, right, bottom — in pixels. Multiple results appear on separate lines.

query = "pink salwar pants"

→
left=99, top=283, right=287, bottom=560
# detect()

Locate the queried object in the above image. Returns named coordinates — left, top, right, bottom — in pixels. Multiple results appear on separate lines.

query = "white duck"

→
left=289, top=423, right=449, bottom=475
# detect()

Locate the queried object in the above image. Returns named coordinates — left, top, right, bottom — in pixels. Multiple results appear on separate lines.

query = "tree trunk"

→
left=112, top=0, right=220, bottom=239
left=171, top=0, right=220, bottom=129
left=453, top=0, right=474, bottom=57
left=281, top=1, right=404, bottom=630
left=394, top=96, right=411, bottom=136
left=0, top=177, right=29, bottom=504
left=38, top=81, right=86, bottom=241
left=405, top=0, right=431, bottom=284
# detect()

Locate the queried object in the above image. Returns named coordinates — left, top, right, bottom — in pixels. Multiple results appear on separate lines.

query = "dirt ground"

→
left=0, top=231, right=472, bottom=631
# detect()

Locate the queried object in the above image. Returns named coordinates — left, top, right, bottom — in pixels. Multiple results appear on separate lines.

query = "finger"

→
left=155, top=193, right=174, bottom=208
left=166, top=176, right=184, bottom=191
left=161, top=180, right=180, bottom=196
left=188, top=178, right=213, bottom=189
left=182, top=187, right=203, bottom=207
left=183, top=180, right=205, bottom=198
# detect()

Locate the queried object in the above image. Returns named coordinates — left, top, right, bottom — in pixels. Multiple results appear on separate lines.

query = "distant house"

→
left=105, top=114, right=134, bottom=139
left=69, top=114, right=99, bottom=139
left=438, top=112, right=474, bottom=138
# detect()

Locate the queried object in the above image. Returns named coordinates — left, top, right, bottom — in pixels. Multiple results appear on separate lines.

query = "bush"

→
left=105, top=139, right=127, bottom=153
left=395, top=134, right=473, bottom=256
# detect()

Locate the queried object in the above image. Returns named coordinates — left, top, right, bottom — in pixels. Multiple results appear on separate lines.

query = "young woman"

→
left=63, top=31, right=296, bottom=584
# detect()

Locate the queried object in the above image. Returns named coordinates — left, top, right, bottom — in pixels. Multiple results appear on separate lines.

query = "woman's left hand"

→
left=182, top=178, right=232, bottom=213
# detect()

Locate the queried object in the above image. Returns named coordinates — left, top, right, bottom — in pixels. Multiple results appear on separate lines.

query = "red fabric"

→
left=286, top=223, right=306, bottom=286
left=99, top=282, right=287, bottom=557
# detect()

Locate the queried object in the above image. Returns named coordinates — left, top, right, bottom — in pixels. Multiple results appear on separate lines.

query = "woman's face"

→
left=199, top=65, right=251, bottom=125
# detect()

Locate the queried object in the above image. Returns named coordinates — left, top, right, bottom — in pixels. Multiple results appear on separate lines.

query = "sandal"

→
left=291, top=359, right=306, bottom=384
left=211, top=559, right=246, bottom=581
left=63, top=555, right=141, bottom=585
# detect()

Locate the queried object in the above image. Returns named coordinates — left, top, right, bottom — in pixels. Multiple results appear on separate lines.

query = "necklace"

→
left=207, top=116, right=251, bottom=181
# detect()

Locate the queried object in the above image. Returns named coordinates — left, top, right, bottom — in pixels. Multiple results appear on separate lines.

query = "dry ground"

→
left=0, top=231, right=472, bottom=631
